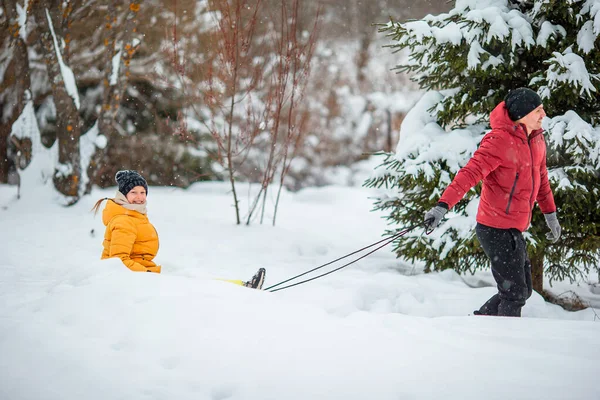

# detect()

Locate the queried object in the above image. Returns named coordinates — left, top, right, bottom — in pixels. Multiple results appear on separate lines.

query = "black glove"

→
left=424, top=204, right=448, bottom=230
left=544, top=212, right=561, bottom=243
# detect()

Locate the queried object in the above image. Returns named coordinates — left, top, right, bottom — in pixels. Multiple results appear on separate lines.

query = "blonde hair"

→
left=91, top=197, right=108, bottom=216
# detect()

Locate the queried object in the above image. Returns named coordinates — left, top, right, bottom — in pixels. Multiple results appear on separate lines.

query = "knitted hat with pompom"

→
left=115, top=170, right=148, bottom=196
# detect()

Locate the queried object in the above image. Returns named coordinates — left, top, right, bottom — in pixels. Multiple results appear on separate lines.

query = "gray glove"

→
left=544, top=212, right=561, bottom=243
left=424, top=205, right=448, bottom=230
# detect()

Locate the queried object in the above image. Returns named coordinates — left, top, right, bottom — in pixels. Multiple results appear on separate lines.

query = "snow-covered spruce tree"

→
left=367, top=0, right=600, bottom=293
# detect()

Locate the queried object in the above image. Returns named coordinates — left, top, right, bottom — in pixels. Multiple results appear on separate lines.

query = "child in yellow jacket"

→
left=93, top=170, right=265, bottom=289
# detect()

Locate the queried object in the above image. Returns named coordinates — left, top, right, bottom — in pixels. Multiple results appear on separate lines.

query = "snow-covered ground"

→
left=1, top=182, right=598, bottom=400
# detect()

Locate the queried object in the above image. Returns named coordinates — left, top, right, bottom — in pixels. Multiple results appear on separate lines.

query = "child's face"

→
left=126, top=186, right=147, bottom=204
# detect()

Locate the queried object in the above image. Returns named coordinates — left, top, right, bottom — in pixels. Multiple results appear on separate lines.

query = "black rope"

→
left=266, top=224, right=421, bottom=292
left=264, top=224, right=418, bottom=291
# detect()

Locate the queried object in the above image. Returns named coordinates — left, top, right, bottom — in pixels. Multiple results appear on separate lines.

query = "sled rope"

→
left=265, top=224, right=421, bottom=292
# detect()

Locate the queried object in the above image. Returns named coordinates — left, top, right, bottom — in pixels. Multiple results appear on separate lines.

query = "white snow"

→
left=431, top=23, right=463, bottom=45
left=95, top=134, right=108, bottom=150
left=545, top=111, right=600, bottom=170
left=16, top=1, right=29, bottom=41
left=10, top=101, right=40, bottom=148
left=9, top=100, right=58, bottom=197
left=467, top=40, right=486, bottom=69
left=78, top=122, right=101, bottom=196
left=109, top=48, right=122, bottom=86
left=578, top=20, right=597, bottom=53
left=0, top=180, right=598, bottom=400
left=537, top=21, right=566, bottom=47
left=543, top=50, right=598, bottom=97
left=580, top=0, right=600, bottom=36
left=2, top=1, right=600, bottom=398
left=45, top=8, right=81, bottom=109
left=393, top=91, right=486, bottom=180
left=506, top=10, right=536, bottom=51
left=396, top=0, right=537, bottom=71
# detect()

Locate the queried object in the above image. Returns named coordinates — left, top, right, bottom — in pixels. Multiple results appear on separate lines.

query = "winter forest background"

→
left=0, top=0, right=448, bottom=196
left=2, top=0, right=600, bottom=309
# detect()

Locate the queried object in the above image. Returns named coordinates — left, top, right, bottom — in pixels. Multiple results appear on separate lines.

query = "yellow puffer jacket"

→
left=101, top=200, right=161, bottom=273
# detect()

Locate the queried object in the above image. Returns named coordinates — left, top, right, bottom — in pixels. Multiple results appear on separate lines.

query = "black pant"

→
left=475, top=223, right=533, bottom=317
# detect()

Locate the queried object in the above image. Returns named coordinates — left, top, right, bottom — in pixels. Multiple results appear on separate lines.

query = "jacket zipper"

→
left=527, top=134, right=536, bottom=224
left=505, top=172, right=519, bottom=214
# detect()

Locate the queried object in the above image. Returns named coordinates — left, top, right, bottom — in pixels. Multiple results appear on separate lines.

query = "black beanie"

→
left=115, top=170, right=148, bottom=196
left=504, top=87, right=542, bottom=121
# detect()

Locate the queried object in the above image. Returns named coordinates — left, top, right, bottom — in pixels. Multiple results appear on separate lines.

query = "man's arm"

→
left=439, top=132, right=504, bottom=209
left=536, top=147, right=557, bottom=214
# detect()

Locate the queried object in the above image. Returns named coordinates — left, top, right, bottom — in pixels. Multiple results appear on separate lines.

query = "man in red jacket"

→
left=424, top=87, right=561, bottom=317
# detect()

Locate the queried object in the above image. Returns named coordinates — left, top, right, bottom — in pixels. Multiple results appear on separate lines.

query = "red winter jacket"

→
left=439, top=101, right=556, bottom=232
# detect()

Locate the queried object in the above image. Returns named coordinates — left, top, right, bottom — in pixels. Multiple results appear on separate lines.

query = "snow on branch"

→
left=546, top=110, right=600, bottom=169
left=16, top=0, right=30, bottom=41
left=392, top=91, right=487, bottom=182
left=537, top=21, right=567, bottom=47
left=392, top=0, right=534, bottom=70
left=44, top=8, right=80, bottom=109
left=109, top=47, right=123, bottom=86
left=542, top=50, right=599, bottom=97
left=577, top=1, right=600, bottom=52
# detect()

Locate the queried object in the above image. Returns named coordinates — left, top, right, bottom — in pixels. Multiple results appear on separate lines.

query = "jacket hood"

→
left=490, top=101, right=543, bottom=139
left=490, top=101, right=519, bottom=132
left=102, top=200, right=146, bottom=226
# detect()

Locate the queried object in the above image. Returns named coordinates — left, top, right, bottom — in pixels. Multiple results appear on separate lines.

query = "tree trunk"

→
left=0, top=1, right=31, bottom=182
left=0, top=0, right=32, bottom=183
left=386, top=109, right=393, bottom=152
left=85, top=2, right=142, bottom=193
left=35, top=3, right=82, bottom=200
left=0, top=126, right=8, bottom=183
left=530, top=246, right=545, bottom=294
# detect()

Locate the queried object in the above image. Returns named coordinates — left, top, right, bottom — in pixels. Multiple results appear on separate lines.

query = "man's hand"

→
left=424, top=205, right=448, bottom=230
left=544, top=212, right=561, bottom=243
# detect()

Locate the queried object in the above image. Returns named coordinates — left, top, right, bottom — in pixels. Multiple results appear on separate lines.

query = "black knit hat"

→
left=504, top=87, right=542, bottom=121
left=115, top=170, right=148, bottom=196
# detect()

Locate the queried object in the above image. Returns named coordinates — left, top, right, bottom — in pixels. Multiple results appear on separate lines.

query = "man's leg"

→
left=495, top=229, right=529, bottom=316
left=475, top=224, right=529, bottom=317
left=522, top=236, right=533, bottom=301
left=474, top=294, right=501, bottom=316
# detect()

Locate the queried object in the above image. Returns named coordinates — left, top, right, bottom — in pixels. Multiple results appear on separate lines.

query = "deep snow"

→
left=1, top=182, right=598, bottom=400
